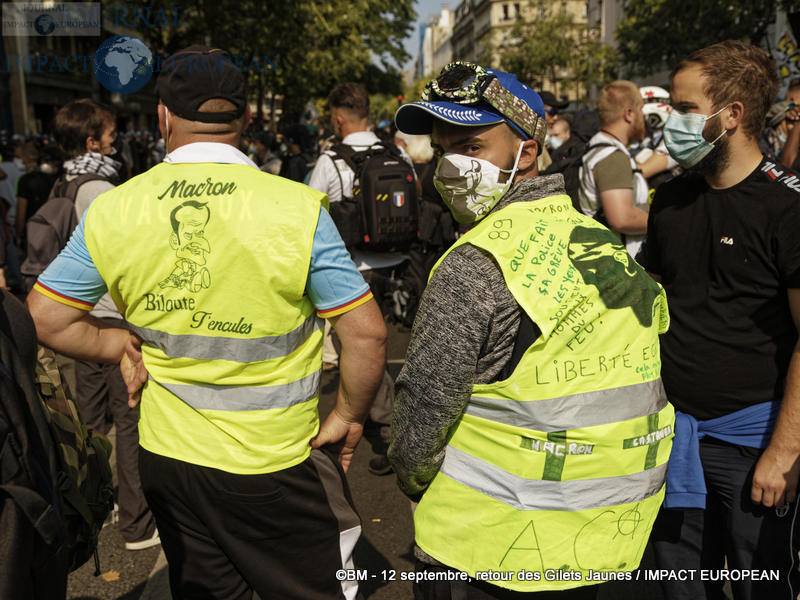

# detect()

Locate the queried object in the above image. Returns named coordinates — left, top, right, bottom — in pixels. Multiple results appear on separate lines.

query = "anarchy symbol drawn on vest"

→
left=159, top=200, right=212, bottom=292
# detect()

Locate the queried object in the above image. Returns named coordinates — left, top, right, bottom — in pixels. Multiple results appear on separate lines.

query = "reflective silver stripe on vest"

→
left=440, top=444, right=666, bottom=512
left=465, top=379, right=666, bottom=432
left=150, top=370, right=320, bottom=411
left=131, top=314, right=321, bottom=363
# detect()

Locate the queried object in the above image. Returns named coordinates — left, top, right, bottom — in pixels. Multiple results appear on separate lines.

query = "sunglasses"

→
left=422, top=60, right=546, bottom=147
left=545, top=107, right=558, bottom=116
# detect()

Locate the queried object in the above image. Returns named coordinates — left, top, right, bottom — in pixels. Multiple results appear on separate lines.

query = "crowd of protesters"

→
left=1, top=38, right=799, bottom=600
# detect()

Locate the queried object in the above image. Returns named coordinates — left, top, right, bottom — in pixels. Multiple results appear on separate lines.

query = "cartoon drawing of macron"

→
left=159, top=200, right=212, bottom=292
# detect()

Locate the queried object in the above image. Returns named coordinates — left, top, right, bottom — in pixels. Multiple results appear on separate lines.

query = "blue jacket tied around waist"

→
left=664, top=400, right=780, bottom=509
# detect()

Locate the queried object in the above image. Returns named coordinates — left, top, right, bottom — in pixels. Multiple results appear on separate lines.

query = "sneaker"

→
left=368, top=455, right=393, bottom=476
left=102, top=502, right=119, bottom=529
left=125, top=529, right=161, bottom=551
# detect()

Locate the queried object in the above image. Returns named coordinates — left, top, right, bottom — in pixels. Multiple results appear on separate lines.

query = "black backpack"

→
left=20, top=174, right=106, bottom=292
left=328, top=142, right=419, bottom=251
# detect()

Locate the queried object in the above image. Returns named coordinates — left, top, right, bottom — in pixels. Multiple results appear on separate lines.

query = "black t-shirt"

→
left=645, top=157, right=800, bottom=419
left=17, top=170, right=56, bottom=220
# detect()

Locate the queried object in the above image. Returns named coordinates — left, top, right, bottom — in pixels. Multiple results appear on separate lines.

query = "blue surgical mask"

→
left=663, top=105, right=729, bottom=168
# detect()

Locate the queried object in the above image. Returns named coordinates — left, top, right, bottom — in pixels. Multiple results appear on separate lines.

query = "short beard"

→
left=687, top=120, right=730, bottom=177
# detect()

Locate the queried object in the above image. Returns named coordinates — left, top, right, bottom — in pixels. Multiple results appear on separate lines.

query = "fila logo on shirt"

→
left=720, top=236, right=734, bottom=246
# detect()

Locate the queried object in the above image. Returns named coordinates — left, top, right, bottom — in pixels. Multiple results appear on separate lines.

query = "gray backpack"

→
left=20, top=174, right=105, bottom=292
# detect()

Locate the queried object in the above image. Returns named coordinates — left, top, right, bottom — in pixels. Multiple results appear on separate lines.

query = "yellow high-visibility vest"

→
left=84, top=162, right=327, bottom=474
left=414, top=195, right=674, bottom=591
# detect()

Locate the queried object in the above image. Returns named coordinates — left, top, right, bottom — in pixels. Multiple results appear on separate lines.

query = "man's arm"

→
left=26, top=290, right=146, bottom=405
left=639, top=153, right=669, bottom=179
left=388, top=247, right=499, bottom=497
left=307, top=153, right=339, bottom=199
left=311, top=299, right=386, bottom=472
left=751, top=288, right=800, bottom=507
left=781, top=107, right=800, bottom=169
left=600, top=188, right=649, bottom=235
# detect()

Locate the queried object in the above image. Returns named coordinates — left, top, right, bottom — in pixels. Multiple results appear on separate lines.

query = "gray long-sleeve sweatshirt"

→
left=388, top=174, right=567, bottom=496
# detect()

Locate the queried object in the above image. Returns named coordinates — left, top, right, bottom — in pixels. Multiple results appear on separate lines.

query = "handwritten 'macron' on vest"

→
left=83, top=162, right=327, bottom=474
left=414, top=195, right=674, bottom=592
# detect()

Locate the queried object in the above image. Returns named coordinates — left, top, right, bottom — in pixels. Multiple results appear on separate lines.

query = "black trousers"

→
left=413, top=561, right=600, bottom=600
left=140, top=447, right=362, bottom=600
left=651, top=438, right=800, bottom=600
left=74, top=356, right=154, bottom=543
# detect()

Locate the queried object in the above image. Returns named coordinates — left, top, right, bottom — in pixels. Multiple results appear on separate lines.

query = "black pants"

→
left=413, top=561, right=600, bottom=600
left=140, top=447, right=362, bottom=600
left=651, top=438, right=800, bottom=600
left=74, top=357, right=154, bottom=543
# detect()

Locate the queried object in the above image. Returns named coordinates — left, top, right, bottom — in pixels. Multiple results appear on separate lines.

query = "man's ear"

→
left=622, top=106, right=635, bottom=125
left=157, top=103, right=168, bottom=140
left=85, top=136, right=100, bottom=154
left=724, top=101, right=744, bottom=131
left=516, top=139, right=539, bottom=173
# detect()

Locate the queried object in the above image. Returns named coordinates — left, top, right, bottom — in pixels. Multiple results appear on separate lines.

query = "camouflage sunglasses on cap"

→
left=422, top=60, right=546, bottom=147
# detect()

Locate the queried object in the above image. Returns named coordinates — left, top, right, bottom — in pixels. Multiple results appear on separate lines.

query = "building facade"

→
left=449, top=0, right=593, bottom=100
left=419, top=6, right=455, bottom=79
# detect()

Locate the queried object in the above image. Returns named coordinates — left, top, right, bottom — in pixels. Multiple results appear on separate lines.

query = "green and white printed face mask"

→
left=433, top=142, right=524, bottom=224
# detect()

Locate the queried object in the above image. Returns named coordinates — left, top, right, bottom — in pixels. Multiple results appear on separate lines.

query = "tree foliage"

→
left=139, top=0, right=414, bottom=123
left=496, top=1, right=618, bottom=103
left=616, top=0, right=800, bottom=77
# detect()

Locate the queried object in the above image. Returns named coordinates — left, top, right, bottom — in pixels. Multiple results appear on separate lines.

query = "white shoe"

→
left=124, top=529, right=161, bottom=551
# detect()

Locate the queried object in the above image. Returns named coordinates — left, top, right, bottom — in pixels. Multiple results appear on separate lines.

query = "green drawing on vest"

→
left=567, top=226, right=659, bottom=327
left=159, top=200, right=212, bottom=293
left=622, top=415, right=671, bottom=470
left=542, top=430, right=568, bottom=481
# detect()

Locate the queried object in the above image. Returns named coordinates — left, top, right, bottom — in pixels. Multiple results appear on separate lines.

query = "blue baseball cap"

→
left=395, top=66, right=546, bottom=142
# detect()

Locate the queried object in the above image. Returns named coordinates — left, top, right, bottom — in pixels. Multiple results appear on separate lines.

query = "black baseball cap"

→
left=539, top=91, right=569, bottom=110
left=156, top=45, right=246, bottom=124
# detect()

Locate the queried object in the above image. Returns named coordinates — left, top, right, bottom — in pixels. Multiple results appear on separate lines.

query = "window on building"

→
left=503, top=4, right=509, bottom=20
left=561, top=1, right=567, bottom=16
left=539, top=5, right=547, bottom=18
left=514, top=3, right=520, bottom=17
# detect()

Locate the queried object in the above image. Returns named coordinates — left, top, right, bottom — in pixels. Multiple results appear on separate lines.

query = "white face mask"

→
left=434, top=142, right=524, bottom=224
left=549, top=136, right=565, bottom=150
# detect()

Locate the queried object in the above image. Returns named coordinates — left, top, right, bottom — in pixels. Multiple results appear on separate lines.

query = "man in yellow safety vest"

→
left=27, top=45, right=387, bottom=600
left=389, top=61, right=674, bottom=599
